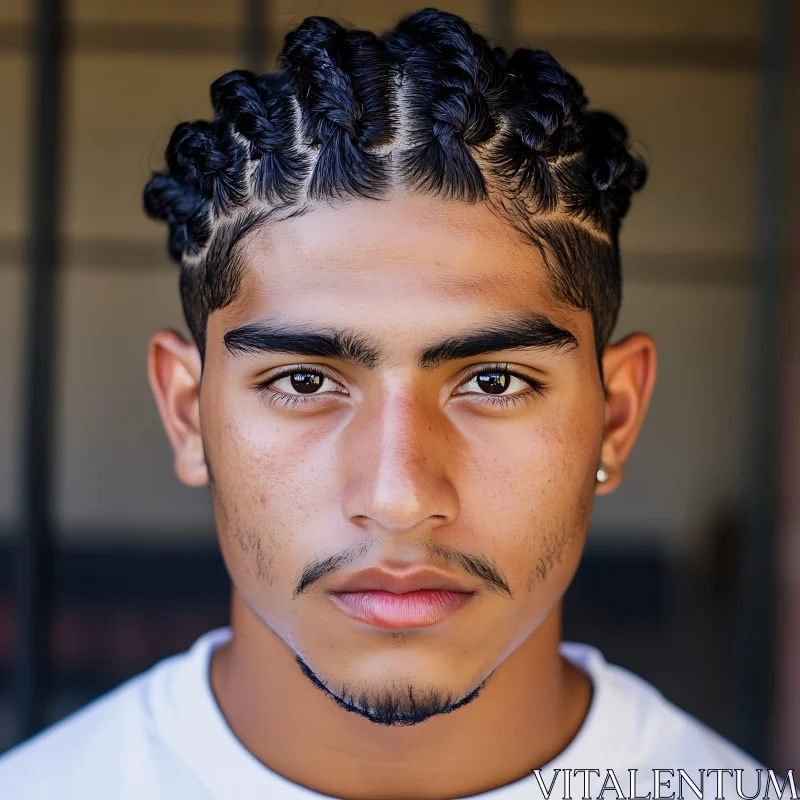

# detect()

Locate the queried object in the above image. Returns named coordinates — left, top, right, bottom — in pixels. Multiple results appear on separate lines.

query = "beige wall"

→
left=0, top=0, right=764, bottom=555
left=515, top=0, right=762, bottom=38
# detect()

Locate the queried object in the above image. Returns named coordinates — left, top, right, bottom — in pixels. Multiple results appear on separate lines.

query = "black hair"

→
left=143, top=8, right=646, bottom=365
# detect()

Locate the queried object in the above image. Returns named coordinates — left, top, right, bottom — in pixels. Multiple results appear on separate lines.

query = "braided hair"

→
left=144, top=7, right=646, bottom=361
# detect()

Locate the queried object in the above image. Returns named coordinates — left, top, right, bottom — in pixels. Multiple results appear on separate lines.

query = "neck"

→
left=210, top=589, right=591, bottom=800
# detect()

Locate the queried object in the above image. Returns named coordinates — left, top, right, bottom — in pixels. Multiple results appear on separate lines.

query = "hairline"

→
left=189, top=194, right=616, bottom=372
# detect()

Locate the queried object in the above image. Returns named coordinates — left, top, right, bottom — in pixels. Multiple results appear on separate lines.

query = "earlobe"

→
left=147, top=329, right=209, bottom=487
left=594, top=332, right=657, bottom=495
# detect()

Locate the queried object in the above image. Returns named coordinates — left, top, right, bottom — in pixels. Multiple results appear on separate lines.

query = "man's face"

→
left=199, top=193, right=605, bottom=722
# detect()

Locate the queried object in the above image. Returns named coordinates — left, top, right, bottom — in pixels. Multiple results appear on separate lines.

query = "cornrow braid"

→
left=143, top=7, right=647, bottom=364
left=211, top=70, right=309, bottom=205
left=164, top=119, right=248, bottom=216
left=582, top=110, right=648, bottom=232
left=488, top=48, right=587, bottom=212
left=384, top=8, right=510, bottom=200
left=280, top=16, right=396, bottom=200
left=143, top=173, right=211, bottom=261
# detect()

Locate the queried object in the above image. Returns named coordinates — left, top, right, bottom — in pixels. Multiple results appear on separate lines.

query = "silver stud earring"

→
left=596, top=464, right=610, bottom=484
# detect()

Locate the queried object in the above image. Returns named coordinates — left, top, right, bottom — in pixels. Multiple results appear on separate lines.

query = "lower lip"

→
left=329, top=590, right=473, bottom=629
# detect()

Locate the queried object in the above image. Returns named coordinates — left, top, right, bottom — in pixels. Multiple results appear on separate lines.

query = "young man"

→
left=0, top=8, right=768, bottom=799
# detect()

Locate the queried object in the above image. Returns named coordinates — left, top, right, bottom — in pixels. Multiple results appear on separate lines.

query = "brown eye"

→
left=475, top=371, right=511, bottom=395
left=290, top=371, right=325, bottom=394
left=259, top=367, right=346, bottom=407
left=459, top=369, right=528, bottom=397
left=453, top=364, right=548, bottom=408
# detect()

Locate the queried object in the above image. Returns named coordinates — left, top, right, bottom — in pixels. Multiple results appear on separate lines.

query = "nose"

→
left=339, top=386, right=460, bottom=535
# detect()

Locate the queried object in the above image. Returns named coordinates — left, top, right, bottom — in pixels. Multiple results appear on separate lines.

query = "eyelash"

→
left=255, top=362, right=548, bottom=410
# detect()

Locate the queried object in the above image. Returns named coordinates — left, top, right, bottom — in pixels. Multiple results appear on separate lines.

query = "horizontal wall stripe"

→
left=0, top=23, right=240, bottom=57
left=0, top=23, right=761, bottom=70
left=0, top=236, right=757, bottom=284
left=529, top=35, right=761, bottom=70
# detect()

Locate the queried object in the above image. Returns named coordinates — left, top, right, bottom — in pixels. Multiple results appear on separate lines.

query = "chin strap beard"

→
left=294, top=653, right=489, bottom=726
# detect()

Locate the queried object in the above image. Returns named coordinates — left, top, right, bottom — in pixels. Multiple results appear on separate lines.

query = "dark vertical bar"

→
left=242, top=0, right=267, bottom=74
left=15, top=0, right=64, bottom=742
left=772, top=3, right=800, bottom=772
left=736, top=0, right=789, bottom=762
left=486, top=0, right=513, bottom=49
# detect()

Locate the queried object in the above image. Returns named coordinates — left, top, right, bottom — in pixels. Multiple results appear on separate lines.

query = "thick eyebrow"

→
left=223, top=313, right=578, bottom=370
left=417, top=314, right=578, bottom=369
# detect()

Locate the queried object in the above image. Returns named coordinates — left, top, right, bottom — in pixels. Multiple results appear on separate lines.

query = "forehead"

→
left=235, top=194, right=558, bottom=305
left=217, top=194, right=592, bottom=354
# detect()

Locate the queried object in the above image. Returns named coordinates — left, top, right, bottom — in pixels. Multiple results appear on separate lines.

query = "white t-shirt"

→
left=0, top=626, right=770, bottom=799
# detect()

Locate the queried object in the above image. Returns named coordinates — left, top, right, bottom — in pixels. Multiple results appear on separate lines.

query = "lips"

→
left=328, top=567, right=475, bottom=629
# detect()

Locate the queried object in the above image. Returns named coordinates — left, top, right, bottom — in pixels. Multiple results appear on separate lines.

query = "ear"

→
left=147, top=329, right=208, bottom=487
left=594, top=332, right=657, bottom=496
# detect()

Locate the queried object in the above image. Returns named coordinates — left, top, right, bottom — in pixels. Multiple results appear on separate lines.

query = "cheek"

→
left=459, top=408, right=597, bottom=593
left=204, top=375, right=599, bottom=613
left=204, top=396, right=344, bottom=592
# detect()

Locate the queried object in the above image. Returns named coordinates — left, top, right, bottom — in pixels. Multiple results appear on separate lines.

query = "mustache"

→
left=293, top=540, right=512, bottom=599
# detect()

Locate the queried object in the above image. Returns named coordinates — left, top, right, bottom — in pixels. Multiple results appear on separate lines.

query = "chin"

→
left=294, top=647, right=492, bottom=727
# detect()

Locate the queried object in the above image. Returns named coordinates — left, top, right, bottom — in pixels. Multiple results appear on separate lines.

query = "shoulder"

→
left=0, top=649, right=209, bottom=800
left=628, top=681, right=763, bottom=771
left=560, top=641, right=765, bottom=772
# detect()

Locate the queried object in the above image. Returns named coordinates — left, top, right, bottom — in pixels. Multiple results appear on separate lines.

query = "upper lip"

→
left=329, top=566, right=475, bottom=595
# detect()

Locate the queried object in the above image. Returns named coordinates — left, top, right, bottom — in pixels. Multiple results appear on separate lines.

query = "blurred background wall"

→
left=1, top=0, right=796, bottom=772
